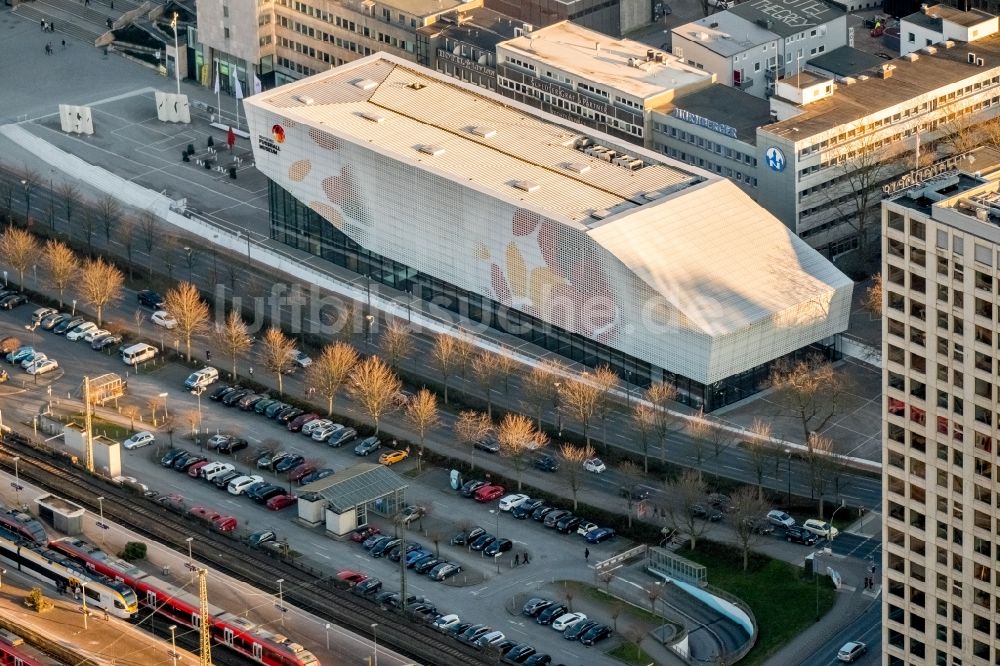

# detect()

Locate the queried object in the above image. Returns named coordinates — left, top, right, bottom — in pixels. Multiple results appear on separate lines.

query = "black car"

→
left=274, top=454, right=305, bottom=474
left=91, top=333, right=122, bottom=350
left=174, top=454, right=206, bottom=472
left=209, top=385, right=235, bottom=401
left=523, top=655, right=551, bottom=666
left=743, top=517, right=775, bottom=535
left=414, top=557, right=442, bottom=574
left=364, top=535, right=391, bottom=551
left=0, top=294, right=27, bottom=310
left=543, top=510, right=570, bottom=528
left=213, top=470, right=242, bottom=488
left=580, top=624, right=612, bottom=646
left=533, top=454, right=559, bottom=472
left=470, top=533, right=496, bottom=552
left=564, top=619, right=599, bottom=640
left=512, top=499, right=544, bottom=519
left=388, top=542, right=422, bottom=562
left=536, top=604, right=568, bottom=625
left=277, top=407, right=304, bottom=424
left=160, top=448, right=187, bottom=467
left=137, top=289, right=165, bottom=309
left=352, top=577, right=382, bottom=596
left=217, top=438, right=248, bottom=455
left=450, top=527, right=485, bottom=546
left=618, top=485, right=651, bottom=501
left=265, top=402, right=291, bottom=419
left=327, top=427, right=357, bottom=447
left=484, top=538, right=513, bottom=556
left=786, top=525, right=818, bottom=545
left=474, top=438, right=500, bottom=454
left=522, top=598, right=553, bottom=617
left=247, top=483, right=284, bottom=503
left=238, top=393, right=267, bottom=410
left=39, top=313, right=67, bottom=330
left=691, top=504, right=724, bottom=522
left=460, top=479, right=488, bottom=498
left=53, top=316, right=84, bottom=335
left=445, top=622, right=473, bottom=639
left=371, top=538, right=402, bottom=558
left=503, top=644, right=536, bottom=663
left=531, top=505, right=556, bottom=521
left=222, top=388, right=251, bottom=407
left=556, top=515, right=584, bottom=534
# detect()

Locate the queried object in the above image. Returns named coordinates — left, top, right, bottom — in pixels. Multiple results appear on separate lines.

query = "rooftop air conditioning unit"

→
left=906, top=52, right=919, bottom=61
left=968, top=52, right=977, bottom=63
left=977, top=58, right=985, bottom=66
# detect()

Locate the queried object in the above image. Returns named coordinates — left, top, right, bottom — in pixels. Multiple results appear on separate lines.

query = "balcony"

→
left=733, top=73, right=754, bottom=90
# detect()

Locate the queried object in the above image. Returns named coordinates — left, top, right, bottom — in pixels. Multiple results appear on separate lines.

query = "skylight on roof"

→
left=469, top=126, right=496, bottom=138
left=419, top=144, right=446, bottom=156
left=564, top=162, right=592, bottom=174
left=513, top=180, right=541, bottom=193
left=359, top=111, right=385, bottom=123
left=353, top=78, right=378, bottom=91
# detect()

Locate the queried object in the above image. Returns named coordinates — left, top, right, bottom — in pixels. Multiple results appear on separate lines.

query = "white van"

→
left=121, top=343, right=157, bottom=366
left=184, top=366, right=219, bottom=390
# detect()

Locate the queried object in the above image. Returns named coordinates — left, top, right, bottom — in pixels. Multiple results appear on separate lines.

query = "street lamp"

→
left=20, top=179, right=30, bottom=216
left=625, top=370, right=632, bottom=407
left=71, top=299, right=77, bottom=316
left=0, top=568, right=7, bottom=589
left=169, top=624, right=178, bottom=666
left=371, top=623, right=379, bottom=666
left=325, top=622, right=331, bottom=650
left=489, top=509, right=502, bottom=573
left=170, top=12, right=181, bottom=96
left=553, top=382, right=563, bottom=436
left=81, top=581, right=89, bottom=629
left=785, top=449, right=792, bottom=509
left=275, top=578, right=286, bottom=625
left=159, top=392, right=169, bottom=419
left=185, top=536, right=195, bottom=582
left=96, top=496, right=108, bottom=542
left=364, top=315, right=374, bottom=354
left=828, top=500, right=848, bottom=553
left=10, top=456, right=22, bottom=509
left=2, top=272, right=6, bottom=288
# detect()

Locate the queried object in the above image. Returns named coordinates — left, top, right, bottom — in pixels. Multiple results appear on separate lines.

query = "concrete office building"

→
left=484, top=0, right=650, bottom=37
left=881, top=172, right=1000, bottom=666
left=899, top=4, right=997, bottom=56
left=197, top=0, right=483, bottom=91
left=671, top=0, right=847, bottom=99
left=495, top=21, right=714, bottom=147
left=243, top=53, right=852, bottom=410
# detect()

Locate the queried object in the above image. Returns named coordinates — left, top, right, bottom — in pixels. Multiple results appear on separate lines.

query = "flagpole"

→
left=214, top=63, right=221, bottom=122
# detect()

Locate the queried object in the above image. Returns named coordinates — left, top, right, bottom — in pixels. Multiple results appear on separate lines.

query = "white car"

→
left=803, top=518, right=839, bottom=539
left=198, top=461, right=226, bottom=479
left=576, top=521, right=599, bottom=537
left=837, top=641, right=867, bottom=662
left=21, top=352, right=47, bottom=370
left=66, top=322, right=97, bottom=341
left=432, top=614, right=461, bottom=632
left=498, top=494, right=529, bottom=512
left=26, top=358, right=58, bottom=375
left=207, top=434, right=232, bottom=449
left=228, top=475, right=264, bottom=495
left=204, top=463, right=235, bottom=481
left=123, top=431, right=155, bottom=450
left=551, top=612, right=587, bottom=632
left=583, top=458, right=606, bottom=473
left=312, top=422, right=343, bottom=442
left=303, top=419, right=332, bottom=436
left=151, top=310, right=178, bottom=329
left=112, top=475, right=149, bottom=493
left=767, top=510, right=795, bottom=528
left=292, top=350, right=313, bottom=368
left=83, top=328, right=109, bottom=343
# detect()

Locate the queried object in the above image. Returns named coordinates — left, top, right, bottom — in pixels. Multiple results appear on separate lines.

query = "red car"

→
left=288, top=413, right=319, bottom=432
left=187, top=460, right=212, bottom=478
left=212, top=514, right=238, bottom=533
left=350, top=526, right=380, bottom=543
left=288, top=465, right=317, bottom=482
left=474, top=484, right=506, bottom=503
left=266, top=494, right=298, bottom=511
left=188, top=506, right=238, bottom=532
left=335, top=570, right=368, bottom=586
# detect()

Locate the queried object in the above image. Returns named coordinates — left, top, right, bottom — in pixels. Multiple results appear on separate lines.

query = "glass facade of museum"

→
left=269, top=182, right=835, bottom=411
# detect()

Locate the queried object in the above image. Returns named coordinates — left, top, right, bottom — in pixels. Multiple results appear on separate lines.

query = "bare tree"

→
left=559, top=443, right=593, bottom=510
left=592, top=365, right=618, bottom=451
left=431, top=333, right=460, bottom=404
left=730, top=485, right=770, bottom=572
left=0, top=182, right=13, bottom=222
left=215, top=310, right=253, bottom=380
left=805, top=432, right=840, bottom=517
left=258, top=327, right=296, bottom=394
left=133, top=308, right=145, bottom=341
left=746, top=418, right=774, bottom=500
left=404, top=388, right=440, bottom=469
left=454, top=410, right=492, bottom=471
left=663, top=469, right=711, bottom=550
left=631, top=403, right=655, bottom=473
left=523, top=361, right=561, bottom=429
left=864, top=273, right=882, bottom=317
left=161, top=236, right=177, bottom=281
left=42, top=239, right=77, bottom=307
left=18, top=166, right=39, bottom=221
left=618, top=459, right=643, bottom=528
left=58, top=181, right=82, bottom=228
left=471, top=351, right=500, bottom=419
left=646, top=382, right=678, bottom=463
left=96, top=194, right=121, bottom=243
left=493, top=347, right=518, bottom=395
left=139, top=210, right=157, bottom=279
left=79, top=257, right=124, bottom=326
left=184, top=408, right=202, bottom=438
left=610, top=602, right=625, bottom=633
left=81, top=211, right=97, bottom=255
left=767, top=355, right=846, bottom=444
left=454, top=330, right=476, bottom=379
left=164, top=281, right=210, bottom=362
left=122, top=405, right=141, bottom=433
left=559, top=374, right=600, bottom=448
left=497, top=413, right=548, bottom=491
left=378, top=320, right=412, bottom=370
left=349, top=356, right=401, bottom=434
left=336, top=301, right=359, bottom=344
left=120, top=216, right=136, bottom=280
left=306, top=341, right=359, bottom=416
left=0, top=225, right=38, bottom=291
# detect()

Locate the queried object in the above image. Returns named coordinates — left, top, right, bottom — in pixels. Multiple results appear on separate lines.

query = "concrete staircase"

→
left=13, top=0, right=139, bottom=46
left=13, top=2, right=103, bottom=45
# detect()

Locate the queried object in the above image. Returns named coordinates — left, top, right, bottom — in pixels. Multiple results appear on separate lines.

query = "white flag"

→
left=253, top=74, right=262, bottom=95
left=234, top=74, right=244, bottom=100
left=213, top=64, right=219, bottom=94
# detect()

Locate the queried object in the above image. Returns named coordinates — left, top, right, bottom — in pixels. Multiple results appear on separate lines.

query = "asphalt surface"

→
left=800, top=600, right=881, bottom=666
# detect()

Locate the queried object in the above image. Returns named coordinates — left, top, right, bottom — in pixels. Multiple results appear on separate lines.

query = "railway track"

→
left=0, top=432, right=485, bottom=666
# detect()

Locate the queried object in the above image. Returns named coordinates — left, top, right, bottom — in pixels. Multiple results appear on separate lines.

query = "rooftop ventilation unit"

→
left=942, top=40, right=955, bottom=48
left=905, top=52, right=919, bottom=61
left=857, top=74, right=870, bottom=80
left=408, top=82, right=427, bottom=90
left=590, top=209, right=611, bottom=220
left=575, top=137, right=594, bottom=149
left=353, top=79, right=378, bottom=91
left=564, top=162, right=592, bottom=174
left=295, top=95, right=315, bottom=105
left=642, top=191, right=664, bottom=201
left=968, top=52, right=977, bottom=63
left=921, top=45, right=937, bottom=54
left=977, top=58, right=985, bottom=66
left=419, top=144, right=445, bottom=156
left=513, top=180, right=541, bottom=192
left=359, top=111, right=385, bottom=123
left=469, top=126, right=496, bottom=138
left=655, top=52, right=665, bottom=62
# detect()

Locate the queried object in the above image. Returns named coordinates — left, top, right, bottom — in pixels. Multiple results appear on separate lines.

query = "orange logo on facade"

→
left=272, top=124, right=286, bottom=143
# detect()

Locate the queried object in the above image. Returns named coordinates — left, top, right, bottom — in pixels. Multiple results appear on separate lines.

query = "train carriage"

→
left=0, top=629, right=46, bottom=666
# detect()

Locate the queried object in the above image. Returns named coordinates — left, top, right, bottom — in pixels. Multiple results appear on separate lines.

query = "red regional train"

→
left=0, top=628, right=48, bottom=666
left=49, top=537, right=320, bottom=666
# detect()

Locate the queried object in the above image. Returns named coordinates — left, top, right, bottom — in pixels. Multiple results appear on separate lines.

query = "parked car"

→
left=460, top=479, right=488, bottom=498
left=536, top=604, right=568, bottom=625
left=564, top=619, right=599, bottom=641
left=335, top=570, right=368, bottom=586
left=217, top=438, right=248, bottom=455
left=583, top=458, right=606, bottom=473
left=512, top=499, right=544, bottom=519
left=785, top=525, right=819, bottom=545
left=533, top=454, right=559, bottom=472
left=254, top=398, right=278, bottom=414
left=267, top=494, right=298, bottom=511
left=238, top=393, right=267, bottom=410
left=248, top=529, right=276, bottom=547
left=6, top=346, right=34, bottom=364
left=288, top=412, right=319, bottom=431
left=206, top=434, right=232, bottom=450
left=264, top=401, right=290, bottom=418
left=151, top=310, right=178, bottom=329
left=0, top=294, right=26, bottom=310
left=469, top=534, right=496, bottom=552
left=53, top=316, right=85, bottom=335
left=484, top=538, right=512, bottom=556
left=580, top=624, right=612, bottom=646
left=432, top=614, right=461, bottom=632
left=302, top=418, right=331, bottom=436
left=82, top=328, right=108, bottom=343
left=209, top=385, right=236, bottom=401
left=363, top=535, right=390, bottom=551
left=476, top=630, right=506, bottom=651
left=803, top=518, right=839, bottom=539
left=585, top=527, right=615, bottom=544
left=503, top=644, right=536, bottom=663
left=352, top=577, right=383, bottom=596
left=310, top=422, right=342, bottom=442
left=474, top=484, right=505, bottom=503
left=522, top=598, right=553, bottom=617
left=327, top=427, right=357, bottom=447
left=556, top=515, right=584, bottom=534
left=406, top=549, right=432, bottom=567
left=350, top=526, right=380, bottom=543
left=203, top=463, right=235, bottom=482
left=551, top=612, right=587, bottom=632
left=743, top=517, right=775, bottom=535
left=474, top=438, right=500, bottom=454
left=276, top=407, right=304, bottom=424
left=213, top=470, right=242, bottom=489
left=543, top=509, right=570, bottom=528
left=249, top=485, right=286, bottom=505
left=256, top=450, right=287, bottom=469
left=691, top=504, right=724, bottom=521
left=450, top=527, right=485, bottom=546
left=300, top=468, right=334, bottom=484
left=414, top=557, right=442, bottom=574
left=767, top=510, right=796, bottom=528
left=430, top=562, right=463, bottom=581
left=399, top=505, right=426, bottom=526
left=187, top=460, right=212, bottom=478
left=498, top=494, right=529, bottom=511
left=66, top=322, right=97, bottom=341
left=91, top=333, right=122, bottom=350
left=292, top=350, right=312, bottom=368
left=576, top=521, right=599, bottom=537
left=837, top=641, right=867, bottom=662
left=371, top=538, right=402, bottom=558
left=137, top=289, right=165, bottom=309
left=30, top=308, right=57, bottom=323
left=274, top=454, right=305, bottom=474
left=523, top=654, right=552, bottom=666
left=223, top=389, right=252, bottom=407
left=174, top=454, right=206, bottom=472
left=122, top=431, right=155, bottom=450
left=26, top=359, right=58, bottom=375
left=354, top=436, right=381, bottom=456
left=379, top=449, right=408, bottom=465
left=227, top=475, right=264, bottom=495
left=531, top=505, right=556, bottom=521
left=39, top=312, right=67, bottom=330
left=160, top=448, right=187, bottom=467
left=288, top=465, right=317, bottom=482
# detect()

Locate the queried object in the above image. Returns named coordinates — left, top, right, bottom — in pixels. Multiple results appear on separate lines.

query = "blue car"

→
left=6, top=347, right=34, bottom=364
left=406, top=549, right=432, bottom=568
left=585, top=528, right=615, bottom=544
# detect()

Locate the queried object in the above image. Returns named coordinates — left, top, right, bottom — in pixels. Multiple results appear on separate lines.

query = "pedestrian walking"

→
left=61, top=39, right=66, bottom=49
left=514, top=553, right=520, bottom=566
left=44, top=43, right=52, bottom=55
left=103, top=608, right=109, bottom=621
left=523, top=552, right=530, bottom=565
left=41, top=19, right=46, bottom=31
left=48, top=22, right=55, bottom=32
left=584, top=548, right=590, bottom=562
left=249, top=367, right=254, bottom=377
